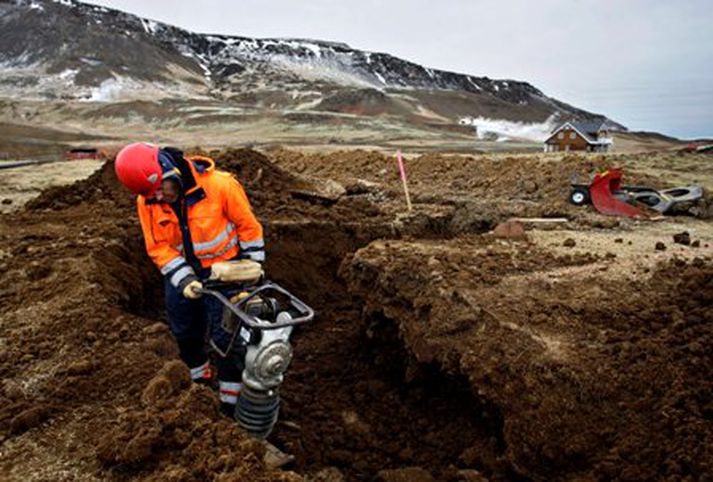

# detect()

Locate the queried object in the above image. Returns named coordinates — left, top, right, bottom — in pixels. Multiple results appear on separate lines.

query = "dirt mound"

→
left=343, top=237, right=713, bottom=480
left=26, top=161, right=132, bottom=211
left=0, top=200, right=300, bottom=480
left=270, top=150, right=668, bottom=222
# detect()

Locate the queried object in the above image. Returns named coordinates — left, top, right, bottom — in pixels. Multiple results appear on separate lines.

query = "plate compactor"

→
left=196, top=260, right=314, bottom=440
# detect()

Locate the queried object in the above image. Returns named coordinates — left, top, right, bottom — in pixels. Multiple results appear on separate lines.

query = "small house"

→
left=544, top=121, right=613, bottom=153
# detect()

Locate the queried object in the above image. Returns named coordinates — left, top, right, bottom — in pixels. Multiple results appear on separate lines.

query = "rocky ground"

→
left=0, top=148, right=711, bottom=481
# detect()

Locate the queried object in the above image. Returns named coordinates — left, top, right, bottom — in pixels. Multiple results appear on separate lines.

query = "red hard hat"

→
left=114, top=143, right=162, bottom=196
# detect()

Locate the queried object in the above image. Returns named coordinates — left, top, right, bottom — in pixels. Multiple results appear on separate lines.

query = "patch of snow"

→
left=57, top=69, right=77, bottom=81
left=206, top=35, right=227, bottom=44
left=272, top=56, right=376, bottom=89
left=80, top=57, right=102, bottom=66
left=425, top=68, right=435, bottom=79
left=29, top=2, right=44, bottom=11
left=459, top=115, right=558, bottom=142
left=302, top=43, right=322, bottom=58
left=364, top=52, right=372, bottom=64
left=374, top=71, right=386, bottom=85
left=51, top=0, right=74, bottom=6
left=493, top=84, right=500, bottom=92
left=140, top=19, right=159, bottom=35
left=0, top=52, right=33, bottom=68
left=466, top=76, right=482, bottom=91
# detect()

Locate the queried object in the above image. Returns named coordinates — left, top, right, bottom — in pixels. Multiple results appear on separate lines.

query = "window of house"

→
left=570, top=132, right=577, bottom=140
left=558, top=132, right=564, bottom=139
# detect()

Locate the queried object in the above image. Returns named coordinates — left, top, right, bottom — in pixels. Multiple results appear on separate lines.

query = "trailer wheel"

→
left=569, top=188, right=590, bottom=206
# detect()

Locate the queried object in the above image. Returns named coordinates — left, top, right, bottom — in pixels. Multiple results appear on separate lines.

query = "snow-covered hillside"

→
left=0, top=0, right=622, bottom=130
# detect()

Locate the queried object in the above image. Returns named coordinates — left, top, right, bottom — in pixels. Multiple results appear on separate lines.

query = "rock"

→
left=345, top=179, right=380, bottom=195
left=655, top=242, right=667, bottom=251
left=691, top=240, right=700, bottom=248
left=376, top=467, right=435, bottom=482
left=263, top=440, right=295, bottom=470
left=614, top=238, right=623, bottom=243
left=291, top=177, right=346, bottom=204
left=563, top=238, right=576, bottom=248
left=492, top=221, right=525, bottom=239
left=672, top=231, right=691, bottom=246
left=2, top=198, right=12, bottom=205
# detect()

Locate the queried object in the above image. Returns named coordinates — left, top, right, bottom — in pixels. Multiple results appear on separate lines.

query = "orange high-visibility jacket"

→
left=137, top=155, right=264, bottom=289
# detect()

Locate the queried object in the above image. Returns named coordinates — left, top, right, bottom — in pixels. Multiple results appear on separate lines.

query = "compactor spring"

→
left=236, top=385, right=280, bottom=439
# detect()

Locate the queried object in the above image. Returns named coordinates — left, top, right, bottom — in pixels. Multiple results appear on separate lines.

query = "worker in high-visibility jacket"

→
left=114, top=143, right=265, bottom=416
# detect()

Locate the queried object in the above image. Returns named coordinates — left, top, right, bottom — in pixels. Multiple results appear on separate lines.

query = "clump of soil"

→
left=673, top=231, right=691, bottom=245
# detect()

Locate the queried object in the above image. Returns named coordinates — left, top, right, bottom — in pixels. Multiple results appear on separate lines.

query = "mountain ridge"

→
left=0, top=0, right=626, bottom=146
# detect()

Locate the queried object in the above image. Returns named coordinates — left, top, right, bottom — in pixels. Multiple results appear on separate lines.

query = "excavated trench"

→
left=262, top=221, right=510, bottom=481
left=114, top=216, right=509, bottom=480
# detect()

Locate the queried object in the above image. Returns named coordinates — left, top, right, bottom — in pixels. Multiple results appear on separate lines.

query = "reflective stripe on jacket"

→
left=137, top=156, right=264, bottom=288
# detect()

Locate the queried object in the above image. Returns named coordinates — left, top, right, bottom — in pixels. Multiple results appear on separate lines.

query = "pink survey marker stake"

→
left=396, top=150, right=413, bottom=212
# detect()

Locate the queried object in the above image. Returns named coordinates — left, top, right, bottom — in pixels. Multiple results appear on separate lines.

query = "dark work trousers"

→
left=164, top=274, right=247, bottom=405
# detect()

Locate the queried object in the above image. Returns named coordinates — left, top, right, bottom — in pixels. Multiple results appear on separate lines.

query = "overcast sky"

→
left=91, top=0, right=712, bottom=139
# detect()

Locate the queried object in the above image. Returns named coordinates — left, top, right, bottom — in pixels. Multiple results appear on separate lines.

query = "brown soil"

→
left=1, top=148, right=712, bottom=481
left=342, top=237, right=713, bottom=481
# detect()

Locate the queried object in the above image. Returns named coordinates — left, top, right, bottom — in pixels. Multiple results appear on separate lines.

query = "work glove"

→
left=182, top=280, right=203, bottom=299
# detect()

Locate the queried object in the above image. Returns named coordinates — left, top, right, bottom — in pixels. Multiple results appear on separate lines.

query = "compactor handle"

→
left=196, top=282, right=314, bottom=331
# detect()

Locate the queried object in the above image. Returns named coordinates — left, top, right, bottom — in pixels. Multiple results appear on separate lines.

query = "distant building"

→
left=544, top=121, right=613, bottom=152
left=64, top=147, right=105, bottom=160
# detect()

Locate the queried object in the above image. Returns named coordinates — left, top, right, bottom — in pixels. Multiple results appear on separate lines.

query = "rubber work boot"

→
left=262, top=440, right=295, bottom=469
